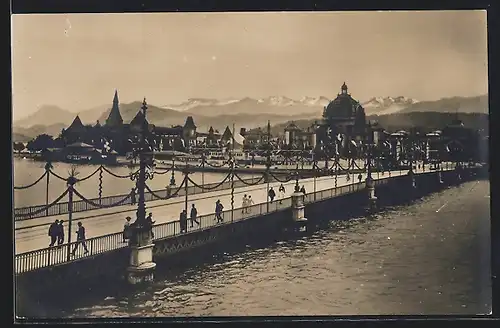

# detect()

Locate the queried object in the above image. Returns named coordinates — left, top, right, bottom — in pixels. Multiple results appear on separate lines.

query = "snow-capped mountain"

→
left=165, top=96, right=330, bottom=112
left=362, top=96, right=419, bottom=116
left=299, top=96, right=330, bottom=107
left=163, top=95, right=419, bottom=117
left=164, top=98, right=241, bottom=111
left=258, top=96, right=297, bottom=106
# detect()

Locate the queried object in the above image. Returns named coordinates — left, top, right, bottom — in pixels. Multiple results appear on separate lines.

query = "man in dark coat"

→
left=57, top=220, right=65, bottom=245
left=190, top=204, right=200, bottom=227
left=268, top=187, right=276, bottom=202
left=71, top=221, right=89, bottom=256
left=48, top=219, right=59, bottom=247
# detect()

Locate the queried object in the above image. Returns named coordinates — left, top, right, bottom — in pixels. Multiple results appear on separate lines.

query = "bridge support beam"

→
left=365, top=177, right=377, bottom=212
left=291, top=192, right=308, bottom=232
left=127, top=230, right=156, bottom=285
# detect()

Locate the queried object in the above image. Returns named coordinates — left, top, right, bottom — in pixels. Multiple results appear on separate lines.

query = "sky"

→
left=11, top=11, right=488, bottom=120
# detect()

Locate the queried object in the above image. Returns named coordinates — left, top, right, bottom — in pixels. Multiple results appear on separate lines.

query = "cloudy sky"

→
left=11, top=11, right=488, bottom=120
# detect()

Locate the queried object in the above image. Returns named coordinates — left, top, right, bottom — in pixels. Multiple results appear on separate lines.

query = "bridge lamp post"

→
left=365, top=124, right=380, bottom=211
left=170, top=157, right=176, bottom=186
left=129, top=98, right=155, bottom=246
left=265, top=121, right=271, bottom=213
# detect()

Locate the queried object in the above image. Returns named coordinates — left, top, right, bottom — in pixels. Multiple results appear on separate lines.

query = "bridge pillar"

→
left=127, top=229, right=156, bottom=284
left=291, top=192, right=308, bottom=231
left=365, top=176, right=377, bottom=212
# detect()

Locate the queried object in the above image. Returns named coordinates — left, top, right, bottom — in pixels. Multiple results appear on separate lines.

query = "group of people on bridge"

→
left=267, top=183, right=307, bottom=204
left=48, top=220, right=88, bottom=256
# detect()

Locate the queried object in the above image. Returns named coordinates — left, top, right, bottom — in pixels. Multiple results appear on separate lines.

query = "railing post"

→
left=66, top=177, right=76, bottom=262
left=184, top=169, right=189, bottom=216
left=98, top=166, right=103, bottom=205
left=230, top=158, right=234, bottom=222
left=44, top=161, right=52, bottom=217
left=313, top=162, right=317, bottom=202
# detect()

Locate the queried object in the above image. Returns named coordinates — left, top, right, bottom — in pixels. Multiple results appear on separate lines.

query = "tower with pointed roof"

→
left=62, top=115, right=87, bottom=144
left=182, top=116, right=197, bottom=149
left=105, top=90, right=124, bottom=128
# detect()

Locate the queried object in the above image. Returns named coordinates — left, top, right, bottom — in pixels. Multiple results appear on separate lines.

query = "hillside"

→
left=14, top=105, right=77, bottom=129
left=12, top=133, right=32, bottom=143
left=397, top=94, right=488, bottom=114
left=13, top=123, right=67, bottom=140
left=369, top=112, right=489, bottom=132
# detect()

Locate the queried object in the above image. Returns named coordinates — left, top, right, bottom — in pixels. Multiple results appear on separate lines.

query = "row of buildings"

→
left=60, top=91, right=245, bottom=156
left=56, top=84, right=485, bottom=164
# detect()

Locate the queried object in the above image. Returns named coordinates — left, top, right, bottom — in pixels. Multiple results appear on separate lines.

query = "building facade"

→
left=315, top=83, right=367, bottom=157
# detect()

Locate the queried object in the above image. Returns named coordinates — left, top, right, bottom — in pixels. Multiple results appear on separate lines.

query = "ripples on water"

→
left=42, top=180, right=491, bottom=317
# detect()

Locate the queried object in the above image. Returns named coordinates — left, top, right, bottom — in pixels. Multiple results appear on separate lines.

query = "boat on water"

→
left=40, top=142, right=118, bottom=165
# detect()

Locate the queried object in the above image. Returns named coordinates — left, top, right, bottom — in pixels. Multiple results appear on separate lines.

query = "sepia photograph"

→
left=12, top=10, right=491, bottom=319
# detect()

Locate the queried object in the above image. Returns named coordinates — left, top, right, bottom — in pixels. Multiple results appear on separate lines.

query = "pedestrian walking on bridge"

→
left=247, top=195, right=254, bottom=213
left=215, top=199, right=224, bottom=223
left=241, top=194, right=248, bottom=214
left=48, top=219, right=59, bottom=247
left=268, top=187, right=276, bottom=202
left=180, top=210, right=188, bottom=233
left=357, top=174, right=363, bottom=183
left=300, top=185, right=306, bottom=195
left=71, top=222, right=89, bottom=256
left=57, top=220, right=65, bottom=245
left=278, top=184, right=286, bottom=204
left=146, top=213, right=155, bottom=239
left=190, top=204, right=200, bottom=227
left=123, top=216, right=132, bottom=242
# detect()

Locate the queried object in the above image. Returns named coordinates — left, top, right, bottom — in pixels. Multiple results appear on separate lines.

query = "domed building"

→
left=316, top=82, right=367, bottom=156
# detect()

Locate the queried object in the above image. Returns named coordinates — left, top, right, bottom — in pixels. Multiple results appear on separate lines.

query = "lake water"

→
left=13, top=158, right=251, bottom=208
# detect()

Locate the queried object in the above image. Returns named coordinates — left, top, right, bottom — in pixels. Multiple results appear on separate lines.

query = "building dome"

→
left=323, top=83, right=364, bottom=120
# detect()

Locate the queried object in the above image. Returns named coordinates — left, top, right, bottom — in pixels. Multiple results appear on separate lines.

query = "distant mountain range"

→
left=12, top=94, right=488, bottom=142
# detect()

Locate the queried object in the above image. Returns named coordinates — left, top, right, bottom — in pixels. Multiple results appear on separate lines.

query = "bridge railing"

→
left=15, top=178, right=369, bottom=274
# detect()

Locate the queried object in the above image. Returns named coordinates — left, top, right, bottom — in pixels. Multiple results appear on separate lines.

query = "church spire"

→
left=113, top=89, right=119, bottom=106
left=106, top=89, right=123, bottom=127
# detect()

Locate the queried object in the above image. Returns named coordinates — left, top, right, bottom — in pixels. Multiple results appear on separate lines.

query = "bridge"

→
left=15, top=159, right=467, bottom=275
